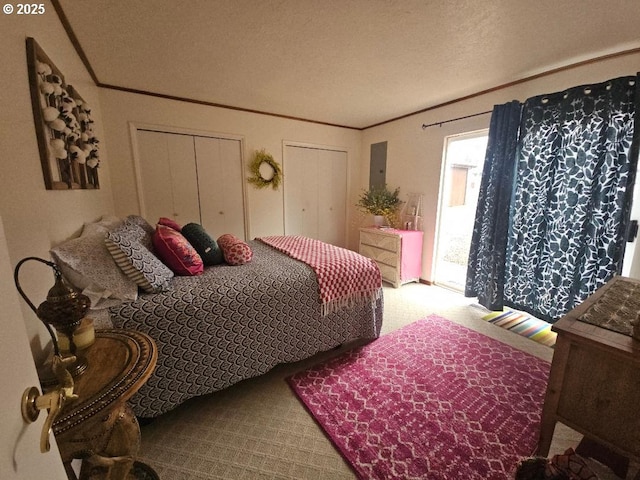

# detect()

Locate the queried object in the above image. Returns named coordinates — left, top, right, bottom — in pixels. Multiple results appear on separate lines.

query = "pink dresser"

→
left=359, top=227, right=423, bottom=288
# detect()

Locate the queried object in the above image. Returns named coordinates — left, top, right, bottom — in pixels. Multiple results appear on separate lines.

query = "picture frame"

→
left=26, top=37, right=100, bottom=190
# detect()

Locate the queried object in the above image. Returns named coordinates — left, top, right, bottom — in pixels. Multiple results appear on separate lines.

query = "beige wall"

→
left=99, top=89, right=363, bottom=248
left=0, top=2, right=111, bottom=476
left=362, top=53, right=640, bottom=283
left=2, top=1, right=638, bottom=311
left=0, top=1, right=115, bottom=345
left=0, top=3, right=635, bottom=473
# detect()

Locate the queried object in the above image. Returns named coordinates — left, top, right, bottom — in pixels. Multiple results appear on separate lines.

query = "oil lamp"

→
left=14, top=256, right=91, bottom=382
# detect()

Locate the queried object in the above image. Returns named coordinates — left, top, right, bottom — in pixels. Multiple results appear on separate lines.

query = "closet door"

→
left=317, top=149, right=347, bottom=246
left=284, top=145, right=347, bottom=246
left=284, top=146, right=319, bottom=239
left=136, top=130, right=200, bottom=225
left=194, top=136, right=246, bottom=240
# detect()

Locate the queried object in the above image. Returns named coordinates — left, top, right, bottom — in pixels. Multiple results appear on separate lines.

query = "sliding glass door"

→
left=433, top=130, right=488, bottom=291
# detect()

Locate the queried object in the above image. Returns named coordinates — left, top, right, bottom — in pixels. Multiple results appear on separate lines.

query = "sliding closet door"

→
left=135, top=128, right=246, bottom=238
left=194, top=136, right=246, bottom=240
left=136, top=130, right=200, bottom=225
left=317, top=149, right=347, bottom=246
left=284, top=146, right=319, bottom=239
left=284, top=145, right=347, bottom=247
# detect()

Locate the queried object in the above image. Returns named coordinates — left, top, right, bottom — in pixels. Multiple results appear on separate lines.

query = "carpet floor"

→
left=136, top=284, right=586, bottom=479
left=288, top=314, right=551, bottom=479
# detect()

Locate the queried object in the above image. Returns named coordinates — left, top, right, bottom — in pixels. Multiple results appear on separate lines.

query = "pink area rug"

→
left=288, top=314, right=550, bottom=479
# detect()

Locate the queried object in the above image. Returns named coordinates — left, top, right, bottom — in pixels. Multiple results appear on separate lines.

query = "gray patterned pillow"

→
left=105, top=221, right=173, bottom=293
left=124, top=214, right=155, bottom=237
left=50, top=216, right=138, bottom=307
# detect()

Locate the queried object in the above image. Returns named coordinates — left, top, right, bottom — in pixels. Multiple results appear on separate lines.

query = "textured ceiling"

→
left=56, top=0, right=640, bottom=129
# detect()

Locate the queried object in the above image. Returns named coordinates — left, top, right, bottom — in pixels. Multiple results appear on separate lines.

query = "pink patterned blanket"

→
left=258, top=236, right=382, bottom=315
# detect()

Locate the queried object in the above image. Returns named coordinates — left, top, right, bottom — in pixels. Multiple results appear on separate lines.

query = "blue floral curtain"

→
left=465, top=101, right=522, bottom=310
left=503, top=76, right=639, bottom=322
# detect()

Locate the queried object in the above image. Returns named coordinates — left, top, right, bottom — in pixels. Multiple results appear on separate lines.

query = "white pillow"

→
left=82, top=215, right=121, bottom=236
left=50, top=216, right=138, bottom=308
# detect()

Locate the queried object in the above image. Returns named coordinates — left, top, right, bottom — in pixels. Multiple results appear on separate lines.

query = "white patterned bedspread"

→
left=108, top=240, right=383, bottom=418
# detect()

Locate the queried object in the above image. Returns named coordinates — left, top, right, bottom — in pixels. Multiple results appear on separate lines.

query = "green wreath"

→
left=247, top=149, right=283, bottom=190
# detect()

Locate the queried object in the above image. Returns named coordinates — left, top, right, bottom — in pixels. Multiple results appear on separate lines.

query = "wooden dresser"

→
left=537, top=276, right=640, bottom=465
left=359, top=227, right=423, bottom=288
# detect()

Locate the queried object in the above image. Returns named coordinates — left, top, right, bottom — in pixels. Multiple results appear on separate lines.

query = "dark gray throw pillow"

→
left=181, top=223, right=223, bottom=266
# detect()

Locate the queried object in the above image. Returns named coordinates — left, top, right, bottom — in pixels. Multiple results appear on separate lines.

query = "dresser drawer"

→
left=376, top=262, right=399, bottom=286
left=359, top=243, right=398, bottom=267
left=359, top=227, right=422, bottom=288
left=359, top=230, right=399, bottom=253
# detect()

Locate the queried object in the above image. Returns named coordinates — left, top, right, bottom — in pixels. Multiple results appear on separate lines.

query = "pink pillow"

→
left=153, top=225, right=203, bottom=275
left=158, top=217, right=182, bottom=232
left=217, top=234, right=253, bottom=266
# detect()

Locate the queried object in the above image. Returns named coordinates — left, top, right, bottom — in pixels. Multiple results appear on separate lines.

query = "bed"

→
left=51, top=215, right=384, bottom=418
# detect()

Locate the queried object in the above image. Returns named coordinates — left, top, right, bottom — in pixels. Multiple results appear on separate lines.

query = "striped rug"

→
left=482, top=310, right=557, bottom=347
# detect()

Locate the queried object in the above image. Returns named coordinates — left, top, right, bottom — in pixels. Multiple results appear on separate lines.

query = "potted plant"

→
left=356, top=185, right=402, bottom=227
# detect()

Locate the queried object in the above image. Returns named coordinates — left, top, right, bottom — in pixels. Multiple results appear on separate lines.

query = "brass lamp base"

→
left=65, top=354, right=89, bottom=378
left=38, top=353, right=88, bottom=387
left=40, top=320, right=94, bottom=386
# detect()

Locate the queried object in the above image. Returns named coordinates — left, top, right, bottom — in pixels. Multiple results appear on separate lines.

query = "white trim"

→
left=282, top=139, right=349, bottom=153
left=433, top=128, right=489, bottom=290
left=130, top=121, right=244, bottom=142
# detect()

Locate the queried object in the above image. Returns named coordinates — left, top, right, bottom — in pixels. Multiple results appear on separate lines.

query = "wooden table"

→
left=52, top=329, right=157, bottom=480
left=537, top=276, right=640, bottom=467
